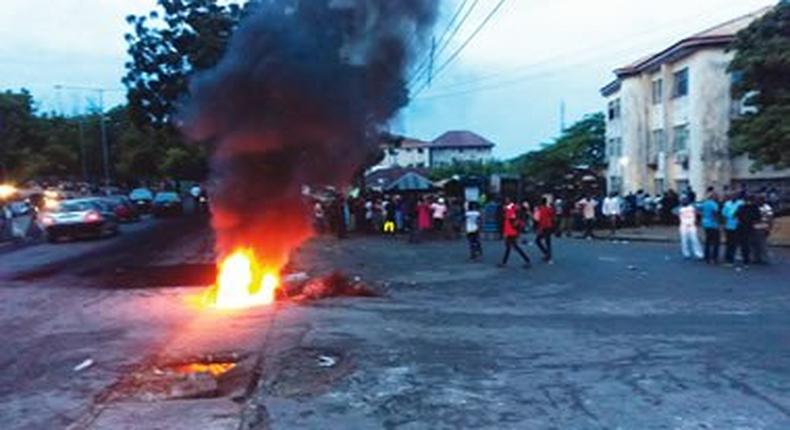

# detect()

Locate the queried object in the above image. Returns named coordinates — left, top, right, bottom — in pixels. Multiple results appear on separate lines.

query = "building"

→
left=429, top=131, right=495, bottom=167
left=601, top=7, right=790, bottom=196
left=376, top=130, right=495, bottom=169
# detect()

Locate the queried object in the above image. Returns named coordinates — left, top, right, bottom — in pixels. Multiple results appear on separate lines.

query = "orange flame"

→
left=212, top=249, right=280, bottom=310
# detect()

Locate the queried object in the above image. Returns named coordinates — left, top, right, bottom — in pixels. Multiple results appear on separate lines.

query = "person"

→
left=364, top=199, right=374, bottom=233
left=699, top=189, right=721, bottom=264
left=393, top=195, right=404, bottom=232
left=736, top=195, right=761, bottom=266
left=430, top=197, right=448, bottom=233
left=722, top=193, right=743, bottom=265
left=533, top=197, right=555, bottom=263
left=313, top=201, right=326, bottom=233
left=602, top=192, right=622, bottom=237
left=576, top=195, right=597, bottom=239
left=677, top=197, right=703, bottom=260
left=464, top=201, right=483, bottom=260
left=553, top=197, right=568, bottom=237
left=382, top=198, right=396, bottom=234
left=635, top=189, right=647, bottom=227
left=752, top=195, right=774, bottom=264
left=414, top=197, right=432, bottom=243
left=498, top=198, right=531, bottom=268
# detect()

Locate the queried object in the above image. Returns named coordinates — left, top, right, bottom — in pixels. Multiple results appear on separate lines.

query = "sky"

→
left=0, top=0, right=776, bottom=158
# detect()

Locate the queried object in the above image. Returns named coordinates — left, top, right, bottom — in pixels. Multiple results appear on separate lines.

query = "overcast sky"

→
left=0, top=0, right=776, bottom=158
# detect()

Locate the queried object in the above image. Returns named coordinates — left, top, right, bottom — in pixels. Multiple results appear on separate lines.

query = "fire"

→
left=212, top=249, right=280, bottom=310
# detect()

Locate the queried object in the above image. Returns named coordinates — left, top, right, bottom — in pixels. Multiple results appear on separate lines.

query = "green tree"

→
left=512, top=112, right=606, bottom=183
left=729, top=1, right=790, bottom=168
left=0, top=90, right=40, bottom=180
left=123, top=0, right=248, bottom=130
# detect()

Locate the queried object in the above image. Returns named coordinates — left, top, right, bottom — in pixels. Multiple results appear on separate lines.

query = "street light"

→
left=54, top=85, right=123, bottom=186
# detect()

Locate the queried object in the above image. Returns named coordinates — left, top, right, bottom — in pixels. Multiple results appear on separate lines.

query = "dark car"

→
left=103, top=195, right=140, bottom=222
left=129, top=188, right=154, bottom=214
left=152, top=192, right=183, bottom=217
left=40, top=198, right=120, bottom=242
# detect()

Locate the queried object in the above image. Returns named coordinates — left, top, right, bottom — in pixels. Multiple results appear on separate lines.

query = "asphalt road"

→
left=254, top=236, right=790, bottom=430
left=1, top=228, right=789, bottom=429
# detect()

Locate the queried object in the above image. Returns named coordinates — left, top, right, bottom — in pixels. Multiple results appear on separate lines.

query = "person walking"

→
left=699, top=189, right=721, bottom=264
left=464, top=201, right=483, bottom=260
left=602, top=192, right=622, bottom=237
left=498, top=198, right=531, bottom=268
left=430, top=197, right=448, bottom=233
left=534, top=197, right=556, bottom=263
left=576, top=195, right=598, bottom=239
left=722, top=193, right=743, bottom=265
left=677, top=197, right=704, bottom=260
left=752, top=195, right=774, bottom=264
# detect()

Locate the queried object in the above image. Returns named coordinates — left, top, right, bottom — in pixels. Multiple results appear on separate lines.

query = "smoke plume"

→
left=183, top=0, right=437, bottom=267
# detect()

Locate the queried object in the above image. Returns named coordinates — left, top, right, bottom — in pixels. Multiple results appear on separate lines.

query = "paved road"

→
left=254, top=236, right=790, bottom=429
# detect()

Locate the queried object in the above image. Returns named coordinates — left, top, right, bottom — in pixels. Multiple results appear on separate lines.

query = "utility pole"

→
left=54, top=85, right=121, bottom=187
left=77, top=116, right=88, bottom=182
left=560, top=100, right=566, bottom=133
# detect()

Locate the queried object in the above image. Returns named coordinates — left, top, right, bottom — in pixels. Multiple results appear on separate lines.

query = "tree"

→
left=512, top=112, right=606, bottom=183
left=729, top=1, right=790, bottom=168
left=0, top=90, right=40, bottom=180
left=123, top=0, right=248, bottom=130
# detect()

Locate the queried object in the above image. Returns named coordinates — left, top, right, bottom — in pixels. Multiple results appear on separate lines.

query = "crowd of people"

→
left=312, top=184, right=783, bottom=269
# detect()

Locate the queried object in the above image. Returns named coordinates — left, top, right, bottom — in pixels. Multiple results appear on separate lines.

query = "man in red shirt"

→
left=499, top=197, right=531, bottom=268
left=534, top=197, right=555, bottom=263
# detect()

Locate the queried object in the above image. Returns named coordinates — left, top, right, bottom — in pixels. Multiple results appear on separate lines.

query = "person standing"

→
left=430, top=197, right=448, bottom=233
left=415, top=197, right=432, bottom=243
left=752, top=195, right=774, bottom=264
left=635, top=189, right=647, bottom=227
left=464, top=201, right=483, bottom=260
left=677, top=198, right=704, bottom=260
left=534, top=197, right=556, bottom=263
left=602, top=192, right=622, bottom=237
left=722, top=193, right=744, bottom=265
left=699, top=189, right=721, bottom=264
left=498, top=198, right=531, bottom=268
left=576, top=195, right=598, bottom=239
left=736, top=195, right=761, bottom=266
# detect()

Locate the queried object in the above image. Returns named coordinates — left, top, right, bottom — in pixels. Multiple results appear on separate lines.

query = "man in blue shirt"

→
left=699, top=188, right=721, bottom=264
left=722, top=192, right=744, bottom=265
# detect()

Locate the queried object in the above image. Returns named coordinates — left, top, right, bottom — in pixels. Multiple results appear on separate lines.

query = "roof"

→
left=602, top=6, right=772, bottom=91
left=401, top=138, right=431, bottom=149
left=431, top=131, right=495, bottom=149
left=365, top=167, right=433, bottom=191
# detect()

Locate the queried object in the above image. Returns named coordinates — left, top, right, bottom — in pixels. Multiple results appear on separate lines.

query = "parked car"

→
left=103, top=195, right=140, bottom=222
left=152, top=192, right=183, bottom=217
left=40, top=198, right=120, bottom=242
left=129, top=188, right=154, bottom=214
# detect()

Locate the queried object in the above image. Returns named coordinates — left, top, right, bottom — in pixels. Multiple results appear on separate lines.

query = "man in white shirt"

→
left=576, top=195, right=598, bottom=239
left=464, top=201, right=483, bottom=260
left=677, top=198, right=703, bottom=259
left=602, top=192, right=622, bottom=237
left=431, top=197, right=448, bottom=232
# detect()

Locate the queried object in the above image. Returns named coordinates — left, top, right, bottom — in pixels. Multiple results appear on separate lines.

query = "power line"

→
left=409, top=0, right=480, bottom=88
left=408, top=0, right=471, bottom=84
left=412, top=0, right=509, bottom=97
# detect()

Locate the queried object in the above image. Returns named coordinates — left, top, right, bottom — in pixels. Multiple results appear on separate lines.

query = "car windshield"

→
left=154, top=193, right=179, bottom=202
left=130, top=189, right=153, bottom=200
left=57, top=201, right=96, bottom=213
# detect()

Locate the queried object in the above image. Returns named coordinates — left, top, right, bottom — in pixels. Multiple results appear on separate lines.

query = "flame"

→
left=212, top=249, right=280, bottom=310
left=0, top=184, right=17, bottom=200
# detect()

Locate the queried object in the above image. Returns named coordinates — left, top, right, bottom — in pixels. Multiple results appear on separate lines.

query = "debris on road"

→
left=317, top=355, right=337, bottom=368
left=73, top=358, right=95, bottom=372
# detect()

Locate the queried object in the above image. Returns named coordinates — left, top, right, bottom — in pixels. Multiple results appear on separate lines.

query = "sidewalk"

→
left=599, top=216, right=790, bottom=247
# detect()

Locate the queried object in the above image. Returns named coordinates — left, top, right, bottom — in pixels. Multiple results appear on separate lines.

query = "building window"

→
left=609, top=176, right=623, bottom=193
left=607, top=138, right=623, bottom=157
left=651, top=129, right=666, bottom=152
left=607, top=98, right=621, bottom=120
left=673, top=125, right=689, bottom=152
left=417, top=148, right=424, bottom=154
left=651, top=79, right=663, bottom=105
left=672, top=68, right=689, bottom=98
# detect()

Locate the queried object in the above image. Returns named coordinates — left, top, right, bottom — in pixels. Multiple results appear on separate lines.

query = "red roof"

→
left=431, top=131, right=495, bottom=149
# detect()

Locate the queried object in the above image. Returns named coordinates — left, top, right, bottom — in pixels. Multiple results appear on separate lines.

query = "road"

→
left=1, top=227, right=789, bottom=429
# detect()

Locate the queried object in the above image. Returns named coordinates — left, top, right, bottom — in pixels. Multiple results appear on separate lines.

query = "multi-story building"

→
left=601, top=7, right=790, bottom=195
left=376, top=130, right=495, bottom=169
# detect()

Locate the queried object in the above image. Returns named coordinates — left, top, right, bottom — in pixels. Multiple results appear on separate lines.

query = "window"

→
left=672, top=68, right=688, bottom=98
left=673, top=125, right=689, bottom=152
left=417, top=148, right=424, bottom=154
left=607, top=138, right=622, bottom=157
left=651, top=79, right=663, bottom=105
left=609, top=176, right=623, bottom=193
left=607, top=98, right=621, bottom=120
left=651, top=129, right=666, bottom=152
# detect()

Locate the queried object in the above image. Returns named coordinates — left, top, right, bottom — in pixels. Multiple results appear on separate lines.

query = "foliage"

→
left=728, top=1, right=790, bottom=168
left=123, top=0, right=249, bottom=130
left=511, top=112, right=606, bottom=183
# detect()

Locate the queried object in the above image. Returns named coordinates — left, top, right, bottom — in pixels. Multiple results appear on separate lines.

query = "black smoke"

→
left=182, top=0, right=437, bottom=264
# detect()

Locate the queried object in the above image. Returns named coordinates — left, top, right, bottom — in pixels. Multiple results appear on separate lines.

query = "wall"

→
left=430, top=147, right=493, bottom=166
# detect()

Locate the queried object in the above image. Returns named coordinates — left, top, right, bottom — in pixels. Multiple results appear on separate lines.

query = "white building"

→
left=601, top=7, right=790, bottom=196
left=375, top=130, right=495, bottom=169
